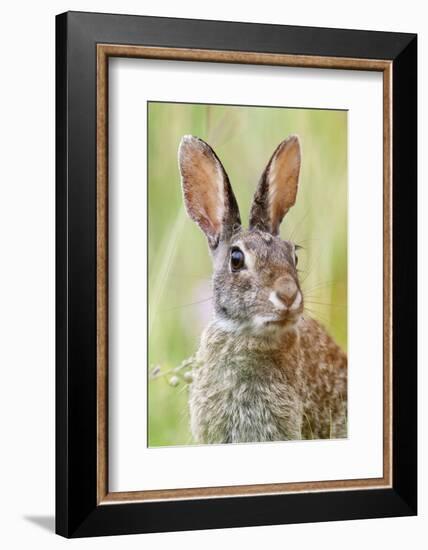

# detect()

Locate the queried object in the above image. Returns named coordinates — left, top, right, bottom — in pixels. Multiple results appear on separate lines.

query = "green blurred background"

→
left=148, top=102, right=347, bottom=447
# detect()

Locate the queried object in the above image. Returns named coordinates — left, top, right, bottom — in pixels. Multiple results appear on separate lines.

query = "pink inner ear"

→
left=179, top=135, right=242, bottom=245
left=196, top=211, right=221, bottom=241
left=180, top=137, right=225, bottom=242
left=183, top=184, right=223, bottom=242
left=267, top=138, right=301, bottom=230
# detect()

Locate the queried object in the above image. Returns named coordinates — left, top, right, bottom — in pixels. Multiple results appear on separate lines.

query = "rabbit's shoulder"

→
left=296, top=316, right=347, bottom=372
left=293, top=316, right=347, bottom=435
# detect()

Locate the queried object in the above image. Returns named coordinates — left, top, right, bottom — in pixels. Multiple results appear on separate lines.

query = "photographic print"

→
left=148, top=102, right=348, bottom=447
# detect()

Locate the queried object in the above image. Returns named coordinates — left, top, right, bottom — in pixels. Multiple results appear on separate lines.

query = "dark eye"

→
left=294, top=244, right=302, bottom=267
left=230, top=247, right=245, bottom=271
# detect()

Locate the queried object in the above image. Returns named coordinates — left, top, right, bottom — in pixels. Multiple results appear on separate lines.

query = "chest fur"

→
left=189, top=330, right=303, bottom=443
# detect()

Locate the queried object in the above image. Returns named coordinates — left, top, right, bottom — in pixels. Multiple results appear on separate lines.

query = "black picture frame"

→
left=56, top=10, right=417, bottom=538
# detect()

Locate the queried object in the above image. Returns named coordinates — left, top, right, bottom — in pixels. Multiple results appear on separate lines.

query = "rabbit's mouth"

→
left=253, top=311, right=302, bottom=333
left=268, top=314, right=299, bottom=326
left=214, top=311, right=301, bottom=336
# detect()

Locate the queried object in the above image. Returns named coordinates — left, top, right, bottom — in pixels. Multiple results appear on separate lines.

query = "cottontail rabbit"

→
left=178, top=135, right=347, bottom=443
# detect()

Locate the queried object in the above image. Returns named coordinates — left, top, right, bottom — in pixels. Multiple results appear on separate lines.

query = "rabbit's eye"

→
left=294, top=244, right=302, bottom=267
left=230, top=247, right=245, bottom=271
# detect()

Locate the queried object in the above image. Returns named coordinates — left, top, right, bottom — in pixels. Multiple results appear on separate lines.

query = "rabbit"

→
left=178, top=134, right=347, bottom=444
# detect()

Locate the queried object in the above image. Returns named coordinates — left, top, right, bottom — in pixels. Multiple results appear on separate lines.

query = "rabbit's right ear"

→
left=178, top=136, right=241, bottom=249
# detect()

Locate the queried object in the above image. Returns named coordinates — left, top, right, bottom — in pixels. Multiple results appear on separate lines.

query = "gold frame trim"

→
left=96, top=44, right=393, bottom=505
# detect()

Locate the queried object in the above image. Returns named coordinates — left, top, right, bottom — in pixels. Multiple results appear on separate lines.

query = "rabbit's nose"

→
left=274, top=276, right=298, bottom=308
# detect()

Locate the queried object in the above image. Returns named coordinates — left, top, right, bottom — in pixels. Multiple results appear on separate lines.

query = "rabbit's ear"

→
left=249, top=135, right=301, bottom=236
left=178, top=135, right=241, bottom=248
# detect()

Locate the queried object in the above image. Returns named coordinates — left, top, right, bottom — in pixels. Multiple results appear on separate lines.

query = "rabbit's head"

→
left=178, top=135, right=303, bottom=335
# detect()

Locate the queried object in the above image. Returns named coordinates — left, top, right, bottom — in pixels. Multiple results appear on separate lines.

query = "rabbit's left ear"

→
left=249, top=135, right=301, bottom=236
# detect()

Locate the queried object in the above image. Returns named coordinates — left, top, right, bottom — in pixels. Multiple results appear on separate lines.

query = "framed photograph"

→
left=56, top=11, right=417, bottom=538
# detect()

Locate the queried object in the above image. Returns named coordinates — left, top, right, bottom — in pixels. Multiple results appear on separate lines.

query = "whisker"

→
left=304, top=300, right=347, bottom=308
left=295, top=238, right=321, bottom=246
left=299, top=266, right=316, bottom=285
left=298, top=250, right=324, bottom=286
left=161, top=296, right=213, bottom=312
left=303, top=307, right=330, bottom=326
left=303, top=279, right=341, bottom=294
left=176, top=275, right=212, bottom=282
